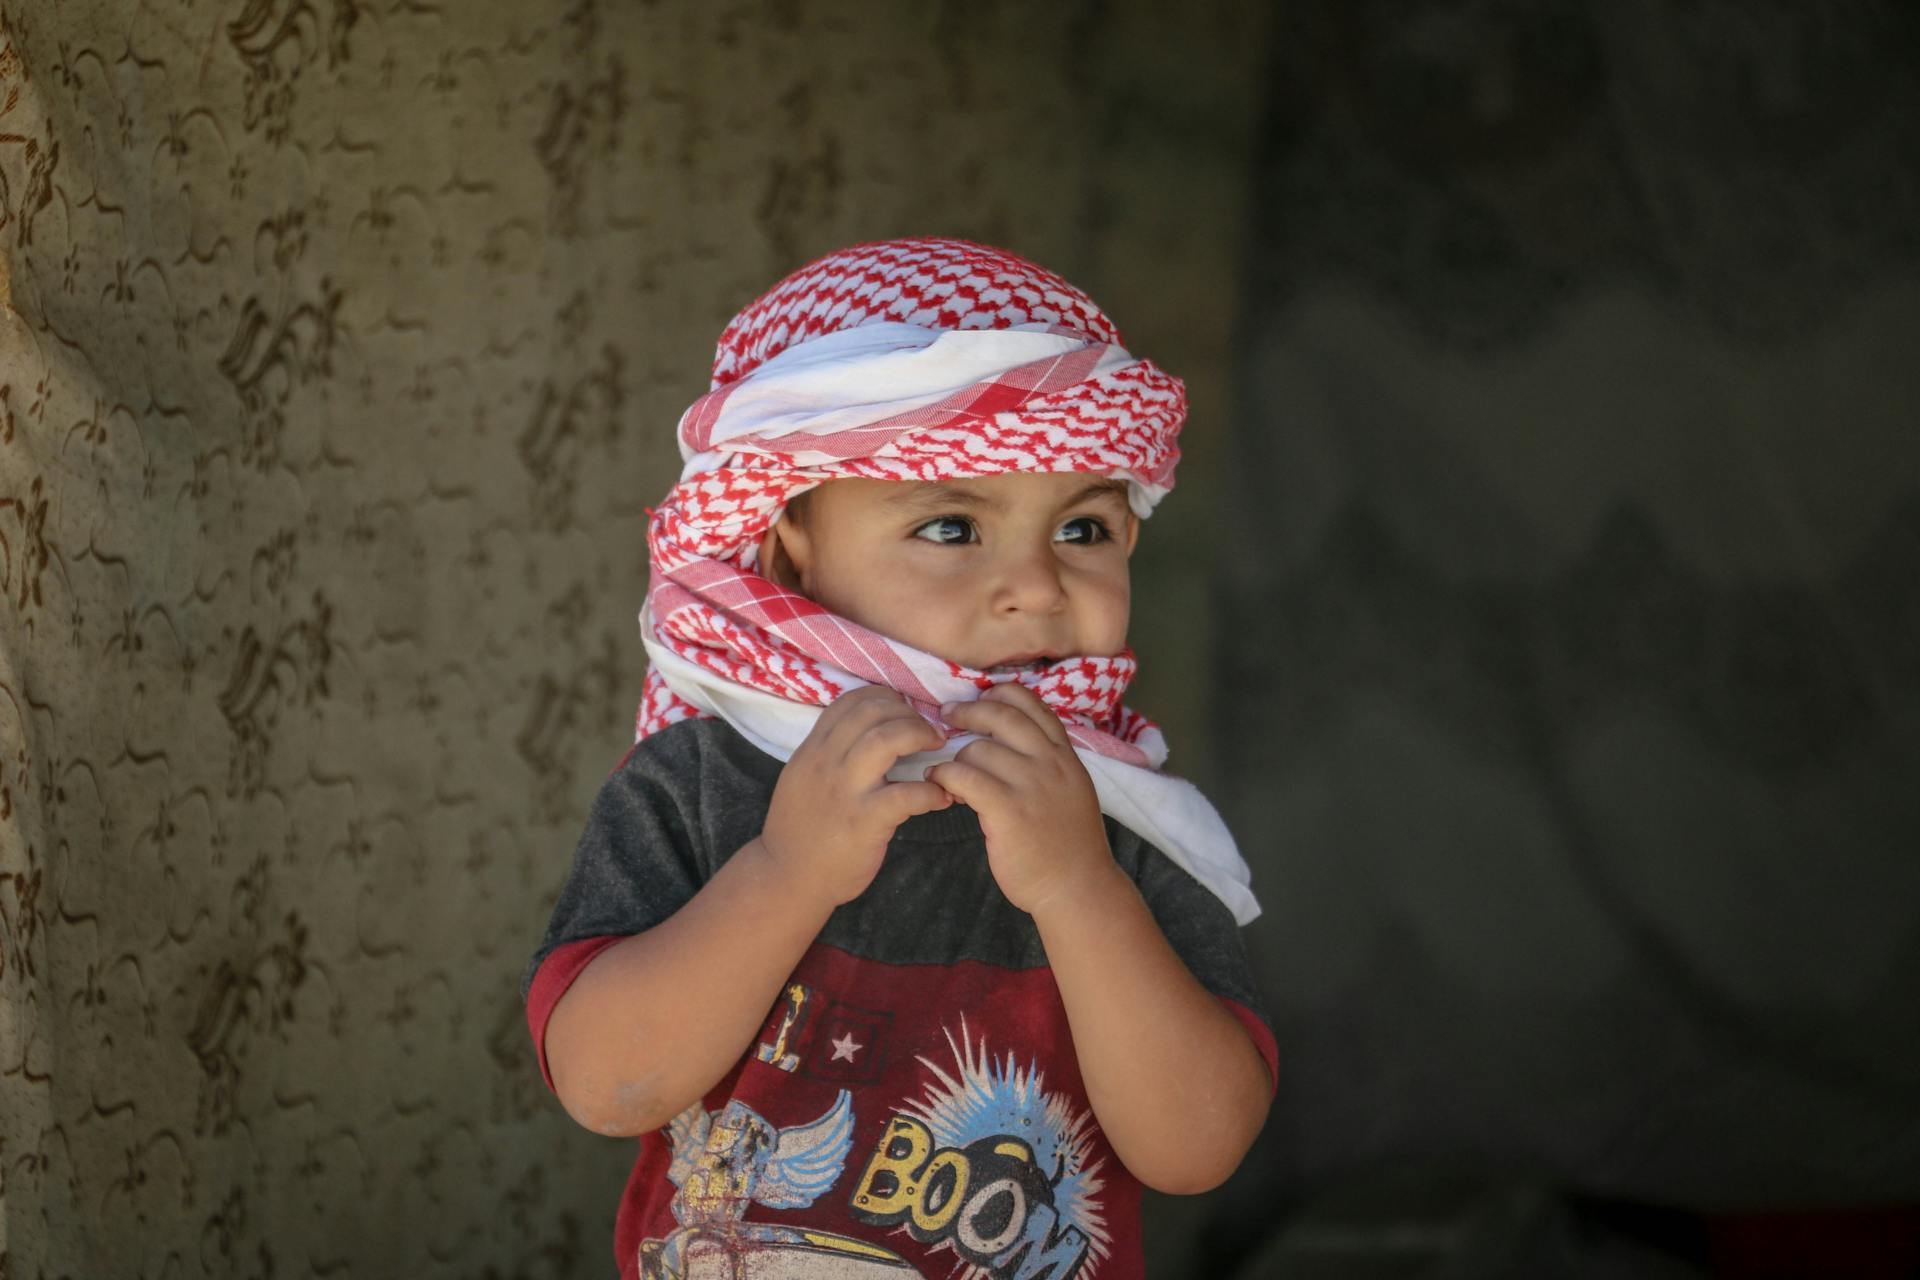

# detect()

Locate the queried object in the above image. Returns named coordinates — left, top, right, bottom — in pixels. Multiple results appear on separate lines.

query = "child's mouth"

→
left=983, top=655, right=1057, bottom=675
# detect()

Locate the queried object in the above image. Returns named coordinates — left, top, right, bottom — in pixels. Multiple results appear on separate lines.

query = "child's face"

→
left=760, top=471, right=1139, bottom=671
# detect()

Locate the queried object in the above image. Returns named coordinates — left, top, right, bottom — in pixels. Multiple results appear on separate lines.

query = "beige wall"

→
left=0, top=2, right=1269, bottom=1273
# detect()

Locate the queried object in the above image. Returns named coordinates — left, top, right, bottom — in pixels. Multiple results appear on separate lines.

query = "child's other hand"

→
left=761, top=686, right=951, bottom=910
left=928, top=683, right=1115, bottom=916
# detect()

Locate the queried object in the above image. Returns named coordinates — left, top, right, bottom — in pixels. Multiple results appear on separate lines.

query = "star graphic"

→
left=829, top=1032, right=863, bottom=1063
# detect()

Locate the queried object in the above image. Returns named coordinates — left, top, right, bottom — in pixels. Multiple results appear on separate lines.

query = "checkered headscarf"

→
left=638, top=236, right=1186, bottom=765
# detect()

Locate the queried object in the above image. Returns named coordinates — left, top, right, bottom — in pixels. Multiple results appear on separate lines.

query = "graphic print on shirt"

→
left=640, top=1089, right=914, bottom=1278
left=755, top=980, right=894, bottom=1086
left=850, top=1017, right=1111, bottom=1280
left=755, top=982, right=812, bottom=1072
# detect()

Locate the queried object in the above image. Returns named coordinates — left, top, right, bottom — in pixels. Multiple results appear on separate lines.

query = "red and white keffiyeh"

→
left=638, top=238, right=1257, bottom=922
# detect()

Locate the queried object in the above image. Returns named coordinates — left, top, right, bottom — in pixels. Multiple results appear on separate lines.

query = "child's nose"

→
left=991, top=543, right=1068, bottom=614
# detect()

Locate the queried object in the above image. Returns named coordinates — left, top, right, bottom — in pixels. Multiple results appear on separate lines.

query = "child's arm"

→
left=931, top=684, right=1273, bottom=1194
left=543, top=687, right=950, bottom=1137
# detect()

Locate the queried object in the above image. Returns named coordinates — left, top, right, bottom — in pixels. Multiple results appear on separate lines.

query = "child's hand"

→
left=927, top=683, right=1115, bottom=916
left=760, top=686, right=951, bottom=910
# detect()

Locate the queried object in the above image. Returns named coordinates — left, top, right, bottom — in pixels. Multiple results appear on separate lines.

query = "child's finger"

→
left=940, top=696, right=1061, bottom=754
left=877, top=779, right=952, bottom=822
left=952, top=736, right=1029, bottom=783
left=924, top=758, right=1011, bottom=807
left=848, top=714, right=945, bottom=776
left=815, top=686, right=913, bottom=751
left=981, top=682, right=1074, bottom=745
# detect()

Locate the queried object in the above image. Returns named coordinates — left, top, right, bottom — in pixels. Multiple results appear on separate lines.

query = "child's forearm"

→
left=542, top=837, right=835, bottom=1137
left=543, top=688, right=948, bottom=1138
left=1030, top=864, right=1272, bottom=1194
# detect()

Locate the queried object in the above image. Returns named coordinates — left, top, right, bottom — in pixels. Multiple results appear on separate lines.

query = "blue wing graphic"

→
left=754, top=1089, right=855, bottom=1210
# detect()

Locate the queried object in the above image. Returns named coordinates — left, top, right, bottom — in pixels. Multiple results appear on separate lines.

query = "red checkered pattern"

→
left=639, top=237, right=1187, bottom=764
left=709, top=238, right=1125, bottom=389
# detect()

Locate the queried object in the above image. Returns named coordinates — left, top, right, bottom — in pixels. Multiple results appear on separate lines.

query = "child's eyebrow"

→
left=883, top=483, right=996, bottom=511
left=1061, top=480, right=1132, bottom=509
left=882, top=480, right=1130, bottom=512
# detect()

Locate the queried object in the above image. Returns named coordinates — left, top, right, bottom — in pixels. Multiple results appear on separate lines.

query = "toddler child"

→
left=524, top=237, right=1274, bottom=1280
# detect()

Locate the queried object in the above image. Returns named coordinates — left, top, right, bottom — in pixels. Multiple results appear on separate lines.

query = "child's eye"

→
left=912, top=516, right=977, bottom=545
left=1054, top=517, right=1109, bottom=545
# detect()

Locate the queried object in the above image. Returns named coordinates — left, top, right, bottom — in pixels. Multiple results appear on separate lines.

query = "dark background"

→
left=1206, top=5, right=1920, bottom=1276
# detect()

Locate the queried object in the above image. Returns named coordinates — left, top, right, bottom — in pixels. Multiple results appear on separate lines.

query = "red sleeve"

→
left=1218, top=994, right=1280, bottom=1093
left=525, top=934, right=627, bottom=1091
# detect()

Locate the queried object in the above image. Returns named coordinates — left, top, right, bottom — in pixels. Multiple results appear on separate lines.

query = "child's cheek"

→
left=1077, top=566, right=1133, bottom=648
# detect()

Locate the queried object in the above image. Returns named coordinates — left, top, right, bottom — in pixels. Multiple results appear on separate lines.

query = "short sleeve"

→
left=519, top=731, right=721, bottom=1088
left=522, top=740, right=711, bottom=998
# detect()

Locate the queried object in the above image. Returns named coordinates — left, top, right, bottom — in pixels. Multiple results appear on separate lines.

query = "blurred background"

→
left=2, top=2, right=1916, bottom=1276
